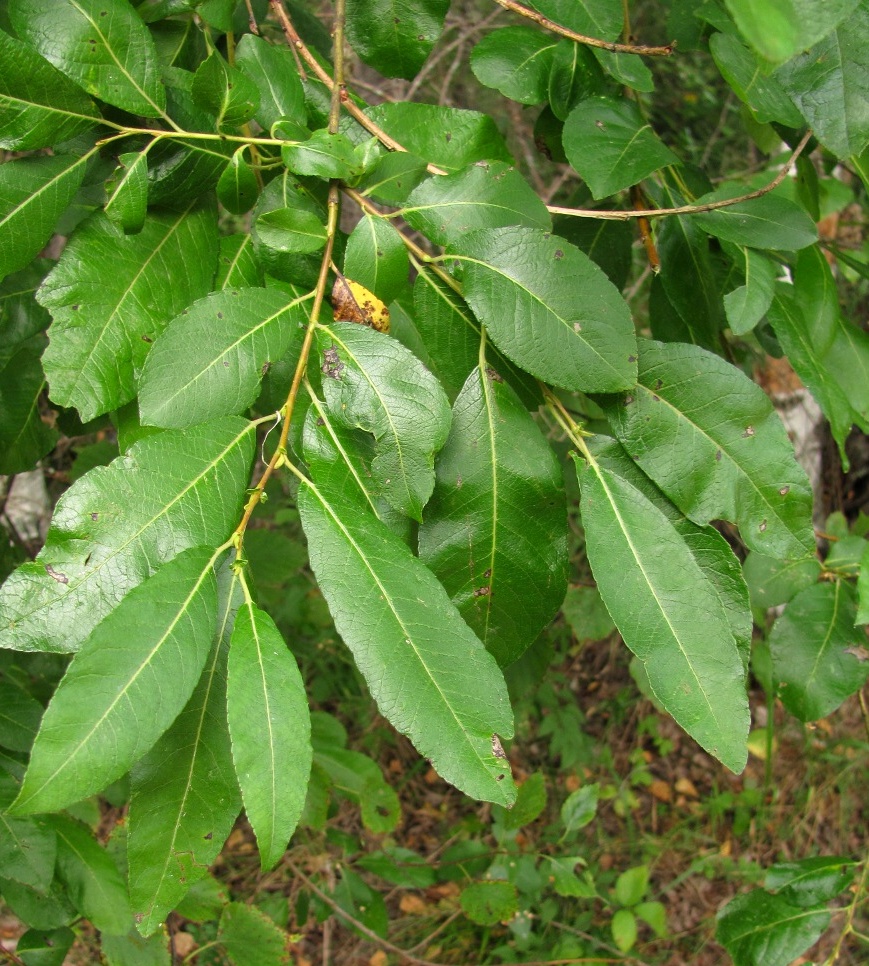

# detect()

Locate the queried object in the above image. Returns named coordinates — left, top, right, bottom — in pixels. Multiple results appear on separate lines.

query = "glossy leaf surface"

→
left=227, top=602, right=311, bottom=870
left=470, top=26, right=557, bottom=104
left=12, top=547, right=219, bottom=815
left=139, top=289, right=307, bottom=429
left=345, top=0, right=450, bottom=80
left=692, top=190, right=817, bottom=251
left=104, top=152, right=149, bottom=235
left=343, top=215, right=409, bottom=305
left=192, top=53, right=259, bottom=128
left=128, top=567, right=242, bottom=936
left=419, top=366, right=568, bottom=665
left=0, top=418, right=254, bottom=653
left=9, top=0, right=167, bottom=117
left=769, top=581, right=867, bottom=721
left=0, top=339, right=58, bottom=475
left=577, top=455, right=749, bottom=772
left=600, top=340, right=815, bottom=559
left=316, top=322, right=452, bottom=520
left=453, top=227, right=637, bottom=392
left=235, top=33, right=305, bottom=130
left=298, top=469, right=516, bottom=806
left=40, top=203, right=218, bottom=421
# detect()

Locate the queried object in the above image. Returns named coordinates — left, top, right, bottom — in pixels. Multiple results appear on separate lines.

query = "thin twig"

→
left=491, top=0, right=674, bottom=54
left=548, top=131, right=813, bottom=220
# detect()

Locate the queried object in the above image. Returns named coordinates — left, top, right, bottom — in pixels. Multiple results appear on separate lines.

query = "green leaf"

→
left=0, top=153, right=90, bottom=282
left=611, top=908, right=638, bottom=952
left=331, top=868, right=388, bottom=938
left=235, top=33, right=305, bottom=130
left=9, top=0, right=167, bottom=117
left=692, top=190, right=818, bottom=251
left=12, top=546, right=219, bottom=815
left=315, top=322, right=452, bottom=520
left=599, top=340, right=815, bottom=558
left=615, top=865, right=649, bottom=906
left=40, top=202, right=218, bottom=421
left=0, top=417, right=254, bottom=653
left=725, top=0, right=860, bottom=65
left=401, top=161, right=551, bottom=248
left=139, top=289, right=308, bottom=429
left=343, top=215, right=409, bottom=305
left=553, top=212, right=633, bottom=290
left=346, top=0, right=449, bottom=80
left=656, top=215, right=725, bottom=347
left=50, top=815, right=132, bottom=935
left=0, top=263, right=52, bottom=367
left=593, top=48, right=654, bottom=92
left=716, top=889, right=830, bottom=966
left=561, top=782, right=598, bottom=832
left=192, top=52, right=259, bottom=128
left=101, top=927, right=171, bottom=966
left=470, top=26, right=557, bottom=105
left=314, top=744, right=400, bottom=833
left=218, top=902, right=289, bottom=966
left=0, top=877, right=76, bottom=931
left=709, top=32, right=803, bottom=126
left=859, top=543, right=869, bottom=624
left=227, top=601, right=311, bottom=870
left=635, top=900, right=668, bottom=938
left=562, top=97, right=679, bottom=200
left=419, top=366, right=568, bottom=665
left=723, top=246, right=777, bottom=335
left=281, top=130, right=361, bottom=180
left=298, top=468, right=516, bottom=806
left=355, top=151, right=428, bottom=204
left=531, top=0, right=622, bottom=40
left=16, top=927, right=75, bottom=966
left=500, top=771, right=547, bottom=830
left=217, top=149, right=259, bottom=216
left=0, top=806, right=57, bottom=892
left=562, top=585, right=616, bottom=642
left=104, top=152, right=149, bottom=235
left=548, top=39, right=608, bottom=120
left=0, top=678, right=43, bottom=753
left=0, top=28, right=101, bottom=151
left=460, top=881, right=518, bottom=925
left=769, top=581, right=868, bottom=721
left=216, top=234, right=263, bottom=290
left=255, top=206, right=327, bottom=255
left=356, top=847, right=435, bottom=888
left=765, top=856, right=857, bottom=907
left=774, top=5, right=869, bottom=158
left=128, top=566, right=242, bottom=936
left=576, top=454, right=749, bottom=772
left=452, top=226, right=637, bottom=392
left=766, top=285, right=869, bottom=465
left=364, top=103, right=511, bottom=171
left=742, top=552, right=821, bottom=611
left=0, top=339, right=59, bottom=475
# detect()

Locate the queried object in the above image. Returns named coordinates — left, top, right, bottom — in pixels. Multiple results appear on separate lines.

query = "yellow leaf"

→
left=331, top=274, right=390, bottom=333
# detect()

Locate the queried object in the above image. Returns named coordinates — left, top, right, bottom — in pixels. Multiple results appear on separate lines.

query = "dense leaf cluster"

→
left=0, top=0, right=868, bottom=962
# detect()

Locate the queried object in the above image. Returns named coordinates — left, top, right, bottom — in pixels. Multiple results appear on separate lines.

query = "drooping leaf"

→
left=218, top=902, right=289, bottom=966
left=315, top=322, right=452, bottom=520
left=766, top=285, right=869, bottom=465
left=216, top=149, right=259, bottom=216
left=12, top=546, right=220, bottom=815
left=723, top=246, right=777, bottom=335
left=343, top=215, right=409, bottom=305
left=709, top=32, right=803, bottom=126
left=765, top=856, right=857, bottom=907
left=345, top=0, right=450, bottom=80
left=235, top=33, right=305, bottom=130
left=298, top=468, right=516, bottom=806
left=254, top=206, right=327, bottom=255
left=599, top=339, right=816, bottom=558
left=576, top=453, right=749, bottom=772
left=0, top=776, right=56, bottom=892
left=139, top=289, right=308, bottom=429
left=50, top=815, right=132, bottom=935
left=0, top=153, right=90, bottom=282
left=15, top=926, right=75, bottom=966
left=725, top=0, right=860, bottom=65
left=227, top=601, right=311, bottom=870
left=128, top=566, right=242, bottom=937
left=451, top=226, right=637, bottom=392
left=40, top=202, right=218, bottom=421
left=104, top=152, right=149, bottom=235
left=192, top=52, right=259, bottom=128
left=562, top=97, right=679, bottom=200
left=314, top=744, right=401, bottom=833
left=401, top=161, right=551, bottom=248
left=9, top=0, right=167, bottom=117
left=769, top=581, right=867, bottom=721
left=281, top=130, right=361, bottom=181
left=774, top=4, right=869, bottom=158
left=0, top=678, right=43, bottom=753
left=0, top=339, right=58, bottom=475
left=553, top=212, right=633, bottom=290
left=691, top=189, right=818, bottom=251
left=0, top=417, right=254, bottom=653
left=364, top=103, right=511, bottom=171
left=0, top=28, right=101, bottom=151
left=548, top=39, right=608, bottom=120
left=419, top=366, right=568, bottom=665
left=716, top=889, right=830, bottom=966
left=470, top=26, right=557, bottom=105
left=0, top=877, right=76, bottom=931
left=0, top=263, right=52, bottom=368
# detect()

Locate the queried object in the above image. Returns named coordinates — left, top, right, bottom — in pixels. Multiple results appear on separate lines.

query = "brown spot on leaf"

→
left=759, top=520, right=767, bottom=532
left=743, top=425, right=755, bottom=437
left=554, top=249, right=564, bottom=259
left=483, top=568, right=492, bottom=579
left=492, top=735, right=507, bottom=759
left=331, top=273, right=389, bottom=332
left=485, top=366, right=504, bottom=382
left=779, top=486, right=789, bottom=496
left=624, top=394, right=634, bottom=405
left=845, top=645, right=869, bottom=661
left=141, top=334, right=153, bottom=343
left=573, top=322, right=582, bottom=333
left=628, top=354, right=637, bottom=363
left=91, top=512, right=99, bottom=521
left=321, top=345, right=344, bottom=379
left=715, top=450, right=722, bottom=462
left=474, top=586, right=491, bottom=597
left=654, top=378, right=663, bottom=390
left=45, top=564, right=68, bottom=584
